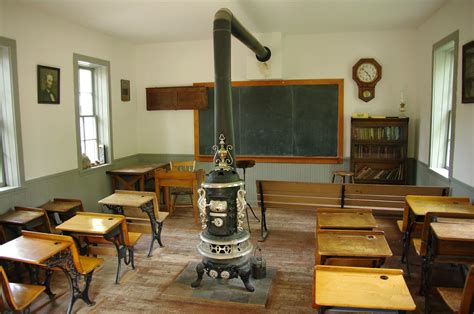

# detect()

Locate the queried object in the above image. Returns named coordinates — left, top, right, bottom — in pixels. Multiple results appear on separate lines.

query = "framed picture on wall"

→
left=462, top=40, right=474, bottom=103
left=121, top=79, right=130, bottom=101
left=37, top=65, right=60, bottom=104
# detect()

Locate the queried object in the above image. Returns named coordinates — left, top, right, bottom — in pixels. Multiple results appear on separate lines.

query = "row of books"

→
left=352, top=127, right=402, bottom=141
left=355, top=165, right=403, bottom=180
left=353, top=145, right=404, bottom=159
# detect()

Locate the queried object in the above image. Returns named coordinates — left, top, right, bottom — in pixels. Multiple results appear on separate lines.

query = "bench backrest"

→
left=344, top=184, right=450, bottom=211
left=256, top=180, right=343, bottom=210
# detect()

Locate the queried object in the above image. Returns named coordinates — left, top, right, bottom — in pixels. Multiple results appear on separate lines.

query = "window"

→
left=0, top=37, right=24, bottom=189
left=430, top=31, right=458, bottom=179
left=74, top=54, right=112, bottom=170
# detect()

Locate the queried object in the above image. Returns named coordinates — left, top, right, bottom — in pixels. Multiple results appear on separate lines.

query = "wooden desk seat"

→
left=436, top=265, right=474, bottom=314
left=0, top=266, right=45, bottom=313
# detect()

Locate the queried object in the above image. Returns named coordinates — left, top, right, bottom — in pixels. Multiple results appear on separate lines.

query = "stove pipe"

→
left=191, top=9, right=271, bottom=292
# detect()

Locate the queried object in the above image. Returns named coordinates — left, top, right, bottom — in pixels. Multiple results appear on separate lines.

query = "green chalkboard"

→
left=194, top=79, right=343, bottom=163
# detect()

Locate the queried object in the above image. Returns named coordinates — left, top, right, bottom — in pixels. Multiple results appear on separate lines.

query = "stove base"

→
left=191, top=258, right=254, bottom=292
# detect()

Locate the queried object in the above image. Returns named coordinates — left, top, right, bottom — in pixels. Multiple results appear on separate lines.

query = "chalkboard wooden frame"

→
left=193, top=79, right=344, bottom=164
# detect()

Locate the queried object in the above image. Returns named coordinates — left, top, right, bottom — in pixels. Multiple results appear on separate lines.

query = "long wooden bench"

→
left=256, top=180, right=450, bottom=241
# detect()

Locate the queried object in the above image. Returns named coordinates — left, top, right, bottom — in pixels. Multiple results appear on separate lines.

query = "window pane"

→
left=83, top=117, right=97, bottom=140
left=79, top=93, right=93, bottom=116
left=85, top=140, right=98, bottom=163
left=79, top=69, right=92, bottom=93
left=79, top=117, right=85, bottom=140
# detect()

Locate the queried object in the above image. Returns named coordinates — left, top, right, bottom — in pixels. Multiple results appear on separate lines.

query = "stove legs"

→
left=239, top=267, right=254, bottom=292
left=191, top=262, right=205, bottom=288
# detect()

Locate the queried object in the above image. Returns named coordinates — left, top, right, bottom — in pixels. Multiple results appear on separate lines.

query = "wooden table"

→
left=401, top=195, right=473, bottom=270
left=0, top=234, right=85, bottom=314
left=316, top=209, right=377, bottom=230
left=99, top=191, right=165, bottom=257
left=316, top=230, right=392, bottom=267
left=313, top=265, right=416, bottom=313
left=0, top=210, right=45, bottom=239
left=56, top=213, right=126, bottom=283
left=155, top=169, right=204, bottom=225
left=40, top=199, right=83, bottom=224
left=106, top=163, right=168, bottom=191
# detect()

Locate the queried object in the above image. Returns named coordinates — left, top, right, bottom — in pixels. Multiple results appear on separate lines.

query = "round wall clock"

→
left=352, top=58, right=382, bottom=102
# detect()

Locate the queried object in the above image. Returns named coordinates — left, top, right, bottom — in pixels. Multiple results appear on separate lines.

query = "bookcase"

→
left=350, top=117, right=409, bottom=184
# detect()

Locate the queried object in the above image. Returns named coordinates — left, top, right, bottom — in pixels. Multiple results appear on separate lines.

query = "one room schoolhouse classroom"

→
left=0, top=1, right=473, bottom=313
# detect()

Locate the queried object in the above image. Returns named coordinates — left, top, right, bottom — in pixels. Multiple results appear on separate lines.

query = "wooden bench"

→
left=256, top=179, right=450, bottom=241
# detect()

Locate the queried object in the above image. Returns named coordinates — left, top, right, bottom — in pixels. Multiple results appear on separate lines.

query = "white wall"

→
left=416, top=0, right=474, bottom=187
left=1, top=2, right=138, bottom=180
left=0, top=0, right=4, bottom=34
left=135, top=30, right=418, bottom=158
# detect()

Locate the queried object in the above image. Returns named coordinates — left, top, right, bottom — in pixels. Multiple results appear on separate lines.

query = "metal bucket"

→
left=250, top=246, right=266, bottom=279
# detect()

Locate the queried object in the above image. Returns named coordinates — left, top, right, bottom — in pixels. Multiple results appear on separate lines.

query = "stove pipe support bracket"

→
left=213, top=8, right=271, bottom=169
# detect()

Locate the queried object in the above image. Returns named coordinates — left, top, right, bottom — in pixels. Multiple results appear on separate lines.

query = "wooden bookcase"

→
left=350, top=117, right=409, bottom=184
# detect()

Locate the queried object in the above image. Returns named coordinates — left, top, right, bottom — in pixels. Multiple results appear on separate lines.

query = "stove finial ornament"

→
left=212, top=134, right=233, bottom=171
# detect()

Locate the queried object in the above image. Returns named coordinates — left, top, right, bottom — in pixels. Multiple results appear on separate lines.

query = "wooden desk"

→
left=56, top=213, right=126, bottom=283
left=99, top=191, right=166, bottom=257
left=316, top=209, right=377, bottom=230
left=0, top=210, right=45, bottom=239
left=106, top=163, right=168, bottom=191
left=316, top=230, right=392, bottom=267
left=401, top=195, right=473, bottom=272
left=40, top=199, right=83, bottom=224
left=313, top=265, right=416, bottom=313
left=155, top=169, right=204, bottom=225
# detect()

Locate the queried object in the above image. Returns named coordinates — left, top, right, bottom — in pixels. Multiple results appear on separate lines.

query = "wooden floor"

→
left=30, top=207, right=461, bottom=313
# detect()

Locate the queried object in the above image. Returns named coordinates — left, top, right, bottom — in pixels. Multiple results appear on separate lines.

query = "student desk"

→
left=316, top=230, right=392, bottom=267
left=106, top=163, right=168, bottom=191
left=155, top=169, right=204, bottom=225
left=0, top=234, right=80, bottom=313
left=316, top=209, right=377, bottom=230
left=56, top=213, right=126, bottom=284
left=401, top=195, right=473, bottom=268
left=0, top=210, right=45, bottom=239
left=313, top=265, right=416, bottom=313
left=99, top=191, right=167, bottom=257
left=40, top=199, right=83, bottom=224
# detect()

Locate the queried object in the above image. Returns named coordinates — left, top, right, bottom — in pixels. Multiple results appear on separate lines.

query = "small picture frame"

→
left=462, top=40, right=474, bottom=103
left=37, top=65, right=60, bottom=104
left=121, top=79, right=130, bottom=102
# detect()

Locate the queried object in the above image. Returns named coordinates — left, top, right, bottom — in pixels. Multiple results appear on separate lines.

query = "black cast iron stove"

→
left=191, top=8, right=271, bottom=292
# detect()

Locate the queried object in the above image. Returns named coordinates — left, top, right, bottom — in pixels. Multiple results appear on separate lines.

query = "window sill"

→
left=79, top=163, right=111, bottom=175
left=0, top=185, right=25, bottom=195
left=430, top=167, right=449, bottom=179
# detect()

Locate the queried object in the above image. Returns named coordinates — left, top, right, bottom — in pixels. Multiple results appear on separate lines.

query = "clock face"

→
left=356, top=63, right=378, bottom=83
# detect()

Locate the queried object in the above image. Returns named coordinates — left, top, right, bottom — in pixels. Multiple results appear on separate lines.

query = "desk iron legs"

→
left=140, top=201, right=164, bottom=257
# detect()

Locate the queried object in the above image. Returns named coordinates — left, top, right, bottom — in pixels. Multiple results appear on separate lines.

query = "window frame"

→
left=0, top=36, right=25, bottom=192
left=429, top=30, right=459, bottom=180
left=73, top=54, right=113, bottom=172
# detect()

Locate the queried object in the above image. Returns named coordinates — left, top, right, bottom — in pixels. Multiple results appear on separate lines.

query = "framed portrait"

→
left=37, top=65, right=60, bottom=104
left=121, top=79, right=130, bottom=101
left=462, top=40, right=474, bottom=103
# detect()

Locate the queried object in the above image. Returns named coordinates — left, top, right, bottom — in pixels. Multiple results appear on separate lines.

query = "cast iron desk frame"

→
left=0, top=236, right=93, bottom=314
left=56, top=215, right=130, bottom=284
left=99, top=194, right=163, bottom=257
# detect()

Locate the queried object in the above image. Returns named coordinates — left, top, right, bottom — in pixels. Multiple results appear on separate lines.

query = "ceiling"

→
left=15, top=0, right=447, bottom=44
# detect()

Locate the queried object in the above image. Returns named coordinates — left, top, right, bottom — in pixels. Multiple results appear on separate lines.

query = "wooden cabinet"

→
left=146, top=86, right=208, bottom=110
left=350, top=117, right=408, bottom=184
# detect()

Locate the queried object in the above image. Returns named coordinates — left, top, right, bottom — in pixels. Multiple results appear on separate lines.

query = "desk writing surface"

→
left=317, top=232, right=392, bottom=257
left=0, top=210, right=44, bottom=225
left=98, top=192, right=154, bottom=208
left=41, top=200, right=82, bottom=213
left=317, top=212, right=377, bottom=229
left=406, top=197, right=473, bottom=216
left=313, top=265, right=416, bottom=311
left=56, top=214, right=122, bottom=235
left=431, top=222, right=474, bottom=242
left=0, top=236, right=70, bottom=265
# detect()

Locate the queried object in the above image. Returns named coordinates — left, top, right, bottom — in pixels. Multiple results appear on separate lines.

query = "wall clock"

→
left=352, top=58, right=382, bottom=102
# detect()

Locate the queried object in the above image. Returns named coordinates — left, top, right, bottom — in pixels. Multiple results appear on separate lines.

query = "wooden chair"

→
left=169, top=160, right=196, bottom=214
left=436, top=265, right=474, bottom=314
left=22, top=231, right=103, bottom=314
left=0, top=266, right=45, bottom=313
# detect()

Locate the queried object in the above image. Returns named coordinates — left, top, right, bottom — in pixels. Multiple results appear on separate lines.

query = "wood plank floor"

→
left=30, top=207, right=460, bottom=313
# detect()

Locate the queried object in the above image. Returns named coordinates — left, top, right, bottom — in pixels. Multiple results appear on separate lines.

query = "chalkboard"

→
left=194, top=79, right=343, bottom=163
